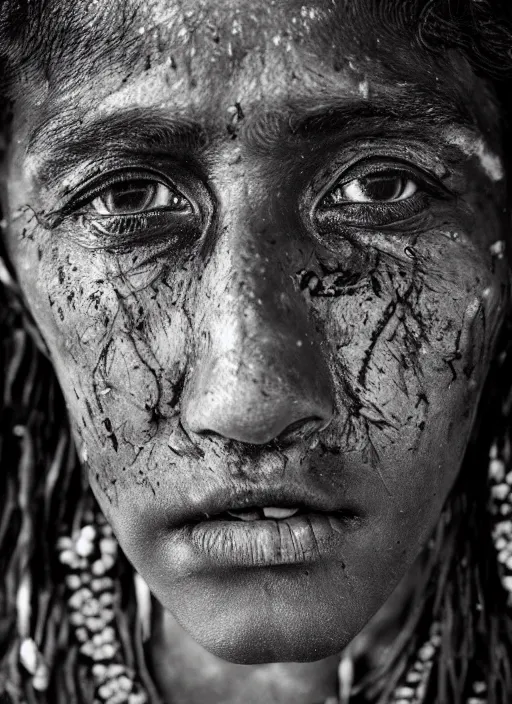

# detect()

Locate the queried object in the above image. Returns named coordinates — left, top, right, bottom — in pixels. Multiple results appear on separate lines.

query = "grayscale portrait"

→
left=0, top=1, right=512, bottom=703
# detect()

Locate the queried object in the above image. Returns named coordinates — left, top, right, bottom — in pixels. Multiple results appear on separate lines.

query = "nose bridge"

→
left=200, top=183, right=302, bottom=366
left=181, top=189, right=334, bottom=445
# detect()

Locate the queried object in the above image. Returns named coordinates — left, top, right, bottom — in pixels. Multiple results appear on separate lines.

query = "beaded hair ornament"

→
left=1, top=252, right=512, bottom=704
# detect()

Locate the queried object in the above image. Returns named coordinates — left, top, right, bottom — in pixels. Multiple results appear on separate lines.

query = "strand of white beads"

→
left=17, top=574, right=50, bottom=692
left=488, top=442, right=512, bottom=605
left=466, top=680, right=487, bottom=704
left=57, top=511, right=147, bottom=704
left=390, top=623, right=441, bottom=704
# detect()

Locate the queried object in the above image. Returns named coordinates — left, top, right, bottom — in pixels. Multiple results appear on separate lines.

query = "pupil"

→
left=106, top=181, right=156, bottom=213
left=360, top=175, right=401, bottom=201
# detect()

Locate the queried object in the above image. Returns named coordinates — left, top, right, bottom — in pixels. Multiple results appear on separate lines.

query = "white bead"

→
left=86, top=617, right=104, bottom=632
left=76, top=628, right=88, bottom=643
left=19, top=638, right=39, bottom=675
left=66, top=575, right=82, bottom=590
left=490, top=459, right=506, bottom=481
left=100, top=538, right=117, bottom=556
left=102, top=627, right=116, bottom=643
left=128, top=693, right=147, bottom=704
left=492, top=483, right=510, bottom=501
left=57, top=536, right=73, bottom=551
left=70, top=612, right=85, bottom=626
left=59, top=549, right=78, bottom=567
left=101, top=643, right=117, bottom=659
left=101, top=523, right=114, bottom=537
left=418, top=643, right=435, bottom=661
left=81, top=525, right=97, bottom=541
left=80, top=641, right=94, bottom=657
left=495, top=521, right=510, bottom=534
left=495, top=537, right=507, bottom=551
left=68, top=592, right=84, bottom=610
left=101, top=608, right=115, bottom=623
left=76, top=537, right=94, bottom=558
left=92, top=560, right=106, bottom=576
left=498, top=549, right=508, bottom=564
left=92, top=648, right=107, bottom=662
left=98, top=683, right=113, bottom=699
left=32, top=663, right=49, bottom=691
left=99, top=592, right=114, bottom=607
left=82, top=600, right=100, bottom=617
left=108, top=664, right=124, bottom=677
left=394, top=686, right=415, bottom=697
left=118, top=675, right=133, bottom=691
left=107, top=692, right=127, bottom=704
left=503, top=576, right=512, bottom=592
left=102, top=554, right=116, bottom=571
left=92, top=663, right=107, bottom=679
left=69, top=587, right=92, bottom=609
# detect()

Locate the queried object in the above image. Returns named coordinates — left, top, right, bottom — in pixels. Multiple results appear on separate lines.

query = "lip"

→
left=168, top=483, right=362, bottom=527
left=166, top=483, right=364, bottom=568
left=184, top=511, right=353, bottom=567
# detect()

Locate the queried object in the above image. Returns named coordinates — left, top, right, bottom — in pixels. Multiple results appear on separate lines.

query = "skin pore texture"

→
left=1, top=1, right=511, bottom=702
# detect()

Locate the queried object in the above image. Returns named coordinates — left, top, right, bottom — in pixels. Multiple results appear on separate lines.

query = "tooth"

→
left=262, top=507, right=299, bottom=519
left=226, top=509, right=261, bottom=521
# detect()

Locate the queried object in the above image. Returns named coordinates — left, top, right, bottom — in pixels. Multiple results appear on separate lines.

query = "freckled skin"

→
left=1, top=0, right=510, bottom=693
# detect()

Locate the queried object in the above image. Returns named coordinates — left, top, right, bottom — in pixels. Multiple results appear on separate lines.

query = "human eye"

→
left=317, top=160, right=445, bottom=228
left=88, top=176, right=190, bottom=216
left=56, top=169, right=196, bottom=249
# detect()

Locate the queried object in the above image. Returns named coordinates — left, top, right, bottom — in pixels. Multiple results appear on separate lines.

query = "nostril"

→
left=277, top=416, right=330, bottom=444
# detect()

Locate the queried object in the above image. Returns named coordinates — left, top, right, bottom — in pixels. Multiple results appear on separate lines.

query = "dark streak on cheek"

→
left=297, top=250, right=473, bottom=460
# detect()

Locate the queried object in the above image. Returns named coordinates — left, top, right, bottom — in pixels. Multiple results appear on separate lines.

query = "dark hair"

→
left=1, top=2, right=512, bottom=703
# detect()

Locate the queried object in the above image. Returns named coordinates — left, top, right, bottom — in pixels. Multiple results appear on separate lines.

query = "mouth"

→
left=171, top=489, right=363, bottom=569
left=222, top=506, right=303, bottom=521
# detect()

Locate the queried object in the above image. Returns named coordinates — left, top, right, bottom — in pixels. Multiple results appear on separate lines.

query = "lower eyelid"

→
left=59, top=208, right=196, bottom=247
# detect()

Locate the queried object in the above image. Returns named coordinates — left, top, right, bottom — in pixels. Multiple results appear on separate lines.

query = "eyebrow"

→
left=290, top=95, right=473, bottom=138
left=26, top=91, right=476, bottom=186
left=27, top=112, right=207, bottom=186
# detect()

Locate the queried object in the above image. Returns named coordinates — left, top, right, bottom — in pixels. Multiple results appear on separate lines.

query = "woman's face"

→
left=1, top=0, right=510, bottom=664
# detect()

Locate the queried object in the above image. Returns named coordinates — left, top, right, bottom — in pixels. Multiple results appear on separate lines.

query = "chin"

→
left=164, top=579, right=361, bottom=665
left=198, top=625, right=348, bottom=665
left=214, top=640, right=345, bottom=666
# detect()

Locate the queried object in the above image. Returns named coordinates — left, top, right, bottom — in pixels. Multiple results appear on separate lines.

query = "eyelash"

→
left=57, top=170, right=195, bottom=249
left=317, top=162, right=446, bottom=227
left=54, top=159, right=445, bottom=251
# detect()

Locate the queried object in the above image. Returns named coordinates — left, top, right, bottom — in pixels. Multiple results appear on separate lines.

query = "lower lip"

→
left=181, top=513, right=350, bottom=568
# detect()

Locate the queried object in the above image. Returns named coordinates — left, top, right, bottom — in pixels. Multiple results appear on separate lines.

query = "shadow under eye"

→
left=315, top=191, right=430, bottom=228
left=65, top=209, right=198, bottom=251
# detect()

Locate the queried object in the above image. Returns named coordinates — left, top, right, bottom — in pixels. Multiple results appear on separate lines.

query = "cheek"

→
left=306, top=232, right=507, bottom=518
left=13, top=237, right=194, bottom=491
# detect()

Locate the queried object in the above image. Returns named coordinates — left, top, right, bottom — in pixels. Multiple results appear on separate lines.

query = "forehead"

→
left=2, top=0, right=500, bottom=163
left=4, top=0, right=487, bottom=104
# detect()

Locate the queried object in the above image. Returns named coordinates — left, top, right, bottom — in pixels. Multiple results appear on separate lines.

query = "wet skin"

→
left=1, top=0, right=510, bottom=677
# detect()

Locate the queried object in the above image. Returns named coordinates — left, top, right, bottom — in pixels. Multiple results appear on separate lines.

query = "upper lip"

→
left=168, top=482, right=363, bottom=528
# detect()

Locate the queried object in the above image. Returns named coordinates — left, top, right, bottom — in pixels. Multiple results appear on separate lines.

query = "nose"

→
left=181, top=226, right=334, bottom=446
